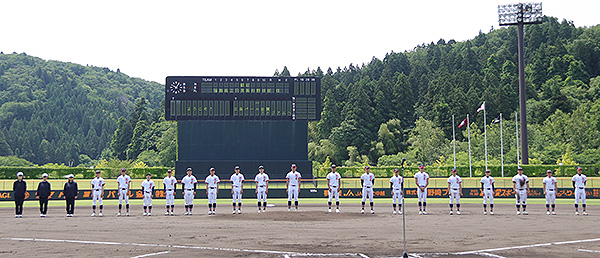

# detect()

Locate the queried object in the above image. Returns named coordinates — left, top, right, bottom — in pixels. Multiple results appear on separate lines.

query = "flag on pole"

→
left=492, top=115, right=501, bottom=124
left=458, top=117, right=467, bottom=128
left=477, top=102, right=486, bottom=113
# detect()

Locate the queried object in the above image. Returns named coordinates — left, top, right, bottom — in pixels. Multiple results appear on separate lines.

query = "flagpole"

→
left=467, top=114, right=472, bottom=177
left=484, top=103, right=488, bottom=171
left=500, top=113, right=504, bottom=177
left=452, top=115, right=456, bottom=169
left=516, top=111, right=519, bottom=166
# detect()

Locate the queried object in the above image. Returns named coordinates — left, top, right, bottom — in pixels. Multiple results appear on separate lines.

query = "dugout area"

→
left=0, top=200, right=599, bottom=258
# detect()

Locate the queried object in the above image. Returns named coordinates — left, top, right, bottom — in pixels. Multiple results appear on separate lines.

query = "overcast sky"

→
left=1, top=0, right=598, bottom=84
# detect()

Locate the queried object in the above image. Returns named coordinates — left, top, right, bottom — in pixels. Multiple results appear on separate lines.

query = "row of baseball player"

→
left=11, top=164, right=589, bottom=218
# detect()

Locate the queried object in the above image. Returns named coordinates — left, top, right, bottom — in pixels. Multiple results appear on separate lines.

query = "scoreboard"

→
left=165, top=76, right=321, bottom=121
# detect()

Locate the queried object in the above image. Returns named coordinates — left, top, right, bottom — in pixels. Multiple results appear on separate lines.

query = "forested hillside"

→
left=0, top=53, right=164, bottom=165
left=1, top=16, right=599, bottom=169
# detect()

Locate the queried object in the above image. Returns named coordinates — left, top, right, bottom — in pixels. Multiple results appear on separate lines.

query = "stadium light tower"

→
left=498, top=3, right=543, bottom=165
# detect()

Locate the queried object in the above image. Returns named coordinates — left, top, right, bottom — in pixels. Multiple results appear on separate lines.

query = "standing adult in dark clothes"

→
left=63, top=174, right=78, bottom=217
left=13, top=172, right=26, bottom=218
left=37, top=173, right=51, bottom=217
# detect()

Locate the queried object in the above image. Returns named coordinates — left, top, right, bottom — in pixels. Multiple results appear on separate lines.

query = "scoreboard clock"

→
left=165, top=76, right=321, bottom=121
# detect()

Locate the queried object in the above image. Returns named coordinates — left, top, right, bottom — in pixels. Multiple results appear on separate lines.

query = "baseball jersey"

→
left=414, top=171, right=429, bottom=187
left=512, top=174, right=529, bottom=190
left=326, top=172, right=341, bottom=187
left=480, top=176, right=495, bottom=189
left=255, top=173, right=269, bottom=187
left=360, top=173, right=375, bottom=187
left=205, top=175, right=220, bottom=188
left=91, top=177, right=105, bottom=190
left=572, top=174, right=587, bottom=188
left=389, top=175, right=403, bottom=190
left=230, top=173, right=245, bottom=187
left=181, top=175, right=197, bottom=190
left=447, top=175, right=462, bottom=189
left=141, top=179, right=155, bottom=192
left=117, top=175, right=131, bottom=189
left=543, top=176, right=557, bottom=191
left=163, top=176, right=176, bottom=190
left=286, top=171, right=301, bottom=186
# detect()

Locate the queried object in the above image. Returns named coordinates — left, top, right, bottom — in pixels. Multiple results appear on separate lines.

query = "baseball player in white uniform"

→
left=414, top=165, right=429, bottom=215
left=206, top=168, right=220, bottom=215
left=230, top=166, right=245, bottom=214
left=360, top=165, right=375, bottom=214
left=326, top=164, right=341, bottom=213
left=90, top=170, right=105, bottom=217
left=572, top=166, right=588, bottom=215
left=286, top=164, right=301, bottom=211
left=116, top=168, right=131, bottom=216
left=163, top=169, right=176, bottom=216
left=181, top=167, right=197, bottom=215
left=141, top=173, right=155, bottom=216
left=390, top=168, right=403, bottom=215
left=543, top=170, right=557, bottom=215
left=512, top=167, right=529, bottom=215
left=447, top=168, right=462, bottom=215
left=255, top=165, right=269, bottom=212
left=480, top=170, right=495, bottom=215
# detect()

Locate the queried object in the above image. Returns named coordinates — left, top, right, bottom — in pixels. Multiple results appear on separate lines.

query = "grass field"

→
left=1, top=177, right=598, bottom=190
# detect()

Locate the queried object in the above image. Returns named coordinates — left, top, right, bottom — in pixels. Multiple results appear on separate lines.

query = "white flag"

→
left=477, top=102, right=485, bottom=113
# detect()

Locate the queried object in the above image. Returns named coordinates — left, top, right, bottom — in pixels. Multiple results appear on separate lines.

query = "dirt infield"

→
left=0, top=202, right=599, bottom=258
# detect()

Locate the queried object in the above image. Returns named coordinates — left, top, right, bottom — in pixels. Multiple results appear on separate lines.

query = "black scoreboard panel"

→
left=165, top=76, right=321, bottom=121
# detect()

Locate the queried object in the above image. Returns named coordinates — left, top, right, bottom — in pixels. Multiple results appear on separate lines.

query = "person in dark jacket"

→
left=13, top=172, right=26, bottom=218
left=37, top=173, right=51, bottom=217
left=63, top=174, right=78, bottom=217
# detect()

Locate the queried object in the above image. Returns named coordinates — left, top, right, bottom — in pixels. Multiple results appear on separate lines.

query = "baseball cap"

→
left=121, top=168, right=126, bottom=172
left=577, top=166, right=583, bottom=171
left=291, top=164, right=296, bottom=168
left=394, top=168, right=399, bottom=172
left=546, top=170, right=552, bottom=173
left=234, top=166, right=240, bottom=170
left=517, top=167, right=523, bottom=170
left=451, top=168, right=457, bottom=172
left=41, top=173, right=48, bottom=178
left=167, top=169, right=172, bottom=173
left=146, top=173, right=151, bottom=176
left=365, top=165, right=370, bottom=169
left=210, top=167, right=215, bottom=171
left=419, top=164, right=425, bottom=169
left=258, top=165, right=264, bottom=169
left=95, top=170, right=101, bottom=174
left=331, top=164, right=336, bottom=168
left=187, top=167, right=192, bottom=171
left=485, top=170, right=491, bottom=173
left=16, top=172, right=24, bottom=176
left=67, top=174, right=74, bottom=178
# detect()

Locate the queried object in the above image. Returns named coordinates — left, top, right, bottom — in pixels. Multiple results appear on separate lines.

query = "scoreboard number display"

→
left=165, top=76, right=321, bottom=121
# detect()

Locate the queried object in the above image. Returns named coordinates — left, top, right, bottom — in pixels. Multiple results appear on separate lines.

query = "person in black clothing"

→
left=13, top=172, right=26, bottom=218
left=37, top=173, right=51, bottom=217
left=63, top=174, right=78, bottom=217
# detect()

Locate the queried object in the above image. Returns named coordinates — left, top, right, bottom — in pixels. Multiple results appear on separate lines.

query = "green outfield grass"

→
left=1, top=198, right=598, bottom=209
left=1, top=177, right=598, bottom=191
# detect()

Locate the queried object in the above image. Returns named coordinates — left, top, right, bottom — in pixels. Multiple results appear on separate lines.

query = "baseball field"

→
left=1, top=198, right=599, bottom=258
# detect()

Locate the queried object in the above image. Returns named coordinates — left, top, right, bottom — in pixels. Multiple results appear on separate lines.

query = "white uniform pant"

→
left=232, top=187, right=242, bottom=204
left=392, top=189, right=402, bottom=204
left=417, top=187, right=428, bottom=202
left=288, top=185, right=299, bottom=201
left=449, top=189, right=460, bottom=204
left=575, top=188, right=586, bottom=204
left=92, top=189, right=103, bottom=206
left=143, top=192, right=152, bottom=206
left=184, top=189, right=194, bottom=205
left=362, top=187, right=373, bottom=202
left=118, top=188, right=129, bottom=204
left=207, top=188, right=217, bottom=204
left=545, top=190, right=556, bottom=204
left=165, top=189, right=174, bottom=206
left=482, top=189, right=494, bottom=204
left=515, top=189, right=527, bottom=204
left=328, top=186, right=340, bottom=202
left=256, top=186, right=267, bottom=202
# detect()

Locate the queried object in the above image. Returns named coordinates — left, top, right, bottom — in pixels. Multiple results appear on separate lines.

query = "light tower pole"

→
left=498, top=3, right=543, bottom=165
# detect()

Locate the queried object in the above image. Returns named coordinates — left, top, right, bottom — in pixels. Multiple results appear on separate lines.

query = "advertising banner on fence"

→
left=0, top=188, right=599, bottom=201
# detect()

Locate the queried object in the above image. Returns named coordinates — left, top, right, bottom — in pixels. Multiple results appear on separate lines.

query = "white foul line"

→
left=3, top=237, right=369, bottom=257
left=477, top=252, right=507, bottom=258
left=456, top=237, right=600, bottom=255
left=579, top=249, right=600, bottom=253
left=130, top=250, right=170, bottom=258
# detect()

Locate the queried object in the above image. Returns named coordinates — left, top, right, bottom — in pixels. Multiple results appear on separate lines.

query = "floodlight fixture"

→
left=498, top=3, right=543, bottom=26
